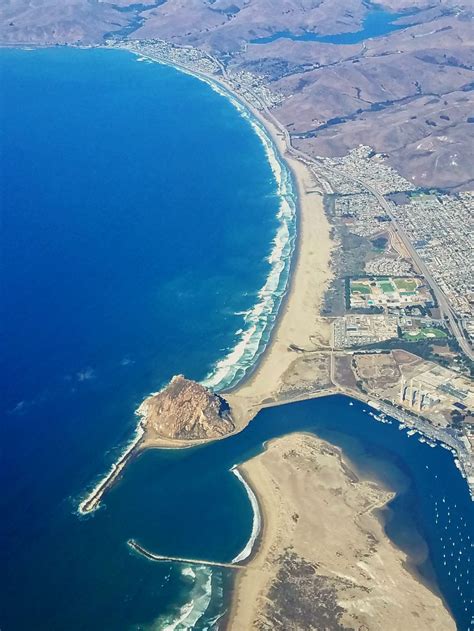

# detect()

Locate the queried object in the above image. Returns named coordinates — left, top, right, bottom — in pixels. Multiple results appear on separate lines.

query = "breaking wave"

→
left=129, top=48, right=297, bottom=395
left=152, top=566, right=225, bottom=631
left=231, top=466, right=262, bottom=563
left=202, top=100, right=296, bottom=392
left=127, top=50, right=298, bottom=628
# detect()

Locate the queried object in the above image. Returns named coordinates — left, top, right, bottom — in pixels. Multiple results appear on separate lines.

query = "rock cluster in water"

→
left=140, top=375, right=234, bottom=440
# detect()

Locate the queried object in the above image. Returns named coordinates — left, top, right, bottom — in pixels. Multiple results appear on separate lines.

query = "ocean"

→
left=1, top=47, right=472, bottom=630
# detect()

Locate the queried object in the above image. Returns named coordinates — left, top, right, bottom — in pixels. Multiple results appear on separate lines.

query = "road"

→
left=216, top=63, right=474, bottom=362
left=259, top=101, right=474, bottom=362
left=132, top=44, right=473, bottom=363
left=350, top=179, right=474, bottom=361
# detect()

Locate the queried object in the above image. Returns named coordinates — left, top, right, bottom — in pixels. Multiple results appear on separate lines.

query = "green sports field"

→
left=403, top=327, right=447, bottom=341
left=379, top=281, right=395, bottom=293
left=350, top=283, right=371, bottom=294
left=393, top=278, right=418, bottom=291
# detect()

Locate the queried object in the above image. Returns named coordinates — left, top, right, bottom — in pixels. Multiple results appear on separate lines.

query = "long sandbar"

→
left=228, top=433, right=455, bottom=630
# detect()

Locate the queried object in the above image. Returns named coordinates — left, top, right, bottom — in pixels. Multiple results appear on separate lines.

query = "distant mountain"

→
left=3, top=0, right=472, bottom=190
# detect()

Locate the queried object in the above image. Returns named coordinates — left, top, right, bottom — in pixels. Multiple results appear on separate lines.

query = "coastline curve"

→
left=230, top=466, right=262, bottom=564
left=77, top=46, right=300, bottom=514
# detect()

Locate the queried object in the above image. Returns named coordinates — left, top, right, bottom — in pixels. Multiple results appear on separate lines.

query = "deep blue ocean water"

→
left=0, top=46, right=289, bottom=629
left=1, top=48, right=472, bottom=630
left=250, top=8, right=416, bottom=45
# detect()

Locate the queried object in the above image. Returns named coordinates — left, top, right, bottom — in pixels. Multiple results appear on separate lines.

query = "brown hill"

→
left=138, top=375, right=234, bottom=441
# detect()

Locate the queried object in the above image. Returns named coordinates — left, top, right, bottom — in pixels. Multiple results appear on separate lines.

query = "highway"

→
left=266, top=118, right=474, bottom=362
left=169, top=48, right=474, bottom=363
left=345, top=177, right=474, bottom=361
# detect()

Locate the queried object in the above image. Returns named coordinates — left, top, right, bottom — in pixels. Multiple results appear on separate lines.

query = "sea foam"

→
left=231, top=466, right=262, bottom=563
left=202, top=105, right=296, bottom=392
left=129, top=49, right=297, bottom=394
left=158, top=566, right=215, bottom=631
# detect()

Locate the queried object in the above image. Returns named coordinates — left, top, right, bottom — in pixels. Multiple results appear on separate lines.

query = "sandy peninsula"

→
left=228, top=433, right=455, bottom=631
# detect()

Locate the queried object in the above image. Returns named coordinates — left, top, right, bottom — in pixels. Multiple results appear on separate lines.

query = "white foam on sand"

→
left=231, top=466, right=262, bottom=563
left=127, top=49, right=297, bottom=394
left=157, top=566, right=214, bottom=631
left=201, top=100, right=296, bottom=392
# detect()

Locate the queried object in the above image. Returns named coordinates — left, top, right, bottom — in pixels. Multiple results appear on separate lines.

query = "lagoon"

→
left=250, top=8, right=416, bottom=46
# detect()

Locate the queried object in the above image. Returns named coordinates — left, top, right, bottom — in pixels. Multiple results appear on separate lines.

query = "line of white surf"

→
left=77, top=422, right=144, bottom=515
left=230, top=466, right=262, bottom=563
left=78, top=50, right=294, bottom=546
left=200, top=83, right=297, bottom=393
left=126, top=47, right=297, bottom=394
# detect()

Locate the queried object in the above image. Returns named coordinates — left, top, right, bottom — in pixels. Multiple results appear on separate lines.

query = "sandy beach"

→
left=223, top=106, right=334, bottom=426
left=103, top=43, right=336, bottom=435
left=228, top=433, right=455, bottom=630
left=174, top=57, right=336, bottom=422
left=78, top=50, right=335, bottom=512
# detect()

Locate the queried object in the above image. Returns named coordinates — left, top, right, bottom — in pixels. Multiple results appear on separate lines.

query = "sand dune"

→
left=229, top=433, right=455, bottom=630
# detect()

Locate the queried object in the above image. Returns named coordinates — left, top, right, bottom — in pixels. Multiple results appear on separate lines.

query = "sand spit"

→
left=228, top=433, right=455, bottom=631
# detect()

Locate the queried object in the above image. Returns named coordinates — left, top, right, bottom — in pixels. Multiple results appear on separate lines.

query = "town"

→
left=107, top=37, right=474, bottom=497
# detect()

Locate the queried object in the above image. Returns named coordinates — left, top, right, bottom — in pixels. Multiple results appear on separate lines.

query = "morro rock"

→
left=139, top=375, right=234, bottom=441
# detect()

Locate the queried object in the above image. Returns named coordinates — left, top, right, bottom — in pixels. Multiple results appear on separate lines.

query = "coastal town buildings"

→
left=334, top=314, right=398, bottom=348
left=332, top=192, right=389, bottom=238
left=391, top=192, right=474, bottom=339
left=319, top=145, right=473, bottom=356
left=349, top=277, right=432, bottom=310
left=320, top=146, right=416, bottom=195
left=110, top=38, right=285, bottom=110
left=365, top=255, right=412, bottom=276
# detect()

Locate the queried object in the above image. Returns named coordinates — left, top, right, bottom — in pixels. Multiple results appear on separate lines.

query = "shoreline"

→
left=226, top=433, right=457, bottom=631
left=77, top=42, right=322, bottom=514
left=230, top=467, right=262, bottom=564
left=127, top=45, right=302, bottom=395
left=128, top=42, right=335, bottom=427
left=75, top=42, right=472, bottom=514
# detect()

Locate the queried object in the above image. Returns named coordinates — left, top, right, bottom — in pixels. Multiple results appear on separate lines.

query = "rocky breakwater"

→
left=79, top=376, right=233, bottom=513
left=138, top=375, right=234, bottom=443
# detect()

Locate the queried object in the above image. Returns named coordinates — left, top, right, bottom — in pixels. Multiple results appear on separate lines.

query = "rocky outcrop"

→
left=139, top=375, right=234, bottom=440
